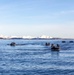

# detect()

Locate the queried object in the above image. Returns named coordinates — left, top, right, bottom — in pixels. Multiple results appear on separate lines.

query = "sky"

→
left=0, top=0, right=74, bottom=38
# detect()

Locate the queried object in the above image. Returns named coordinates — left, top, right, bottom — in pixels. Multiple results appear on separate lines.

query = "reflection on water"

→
left=51, top=51, right=59, bottom=59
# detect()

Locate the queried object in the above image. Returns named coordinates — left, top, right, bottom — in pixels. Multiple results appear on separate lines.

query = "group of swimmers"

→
left=45, top=40, right=74, bottom=51
left=9, top=42, right=60, bottom=51
left=9, top=40, right=74, bottom=51
left=45, top=42, right=60, bottom=51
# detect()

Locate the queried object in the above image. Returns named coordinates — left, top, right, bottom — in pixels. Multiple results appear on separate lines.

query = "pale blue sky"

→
left=0, top=0, right=74, bottom=38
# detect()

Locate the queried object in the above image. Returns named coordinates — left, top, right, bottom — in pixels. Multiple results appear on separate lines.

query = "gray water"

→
left=0, top=39, right=74, bottom=75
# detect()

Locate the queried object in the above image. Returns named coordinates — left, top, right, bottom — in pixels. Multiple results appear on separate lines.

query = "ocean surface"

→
left=0, top=39, right=74, bottom=75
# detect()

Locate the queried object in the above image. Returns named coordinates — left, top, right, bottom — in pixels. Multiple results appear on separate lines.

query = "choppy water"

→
left=0, top=39, right=74, bottom=75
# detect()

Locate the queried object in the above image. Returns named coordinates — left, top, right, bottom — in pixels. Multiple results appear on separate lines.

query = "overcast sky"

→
left=0, top=0, right=74, bottom=38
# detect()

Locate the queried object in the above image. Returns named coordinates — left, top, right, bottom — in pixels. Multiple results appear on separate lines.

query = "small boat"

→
left=51, top=44, right=60, bottom=51
left=69, top=41, right=73, bottom=43
left=10, top=42, right=16, bottom=46
left=62, top=41, right=66, bottom=43
left=51, top=47, right=60, bottom=51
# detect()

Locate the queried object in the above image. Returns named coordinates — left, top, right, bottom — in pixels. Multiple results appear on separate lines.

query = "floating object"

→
left=9, top=43, right=26, bottom=46
left=62, top=41, right=66, bottom=43
left=51, top=47, right=60, bottom=51
left=69, top=41, right=73, bottom=43
left=51, top=44, right=60, bottom=51
left=10, top=42, right=16, bottom=46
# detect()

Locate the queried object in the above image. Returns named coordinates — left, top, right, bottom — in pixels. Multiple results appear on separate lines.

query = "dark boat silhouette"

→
left=51, top=44, right=60, bottom=51
left=51, top=47, right=60, bottom=51
left=62, top=41, right=66, bottom=43
left=10, top=42, right=16, bottom=46
left=69, top=41, right=73, bottom=43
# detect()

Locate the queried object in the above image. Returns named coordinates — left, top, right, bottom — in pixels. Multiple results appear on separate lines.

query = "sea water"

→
left=0, top=39, right=74, bottom=75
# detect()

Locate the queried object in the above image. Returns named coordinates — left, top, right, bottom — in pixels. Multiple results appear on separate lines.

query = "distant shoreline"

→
left=0, top=38, right=74, bottom=40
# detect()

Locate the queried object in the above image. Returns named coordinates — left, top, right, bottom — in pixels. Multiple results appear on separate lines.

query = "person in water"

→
left=56, top=44, right=60, bottom=48
left=45, top=42, right=50, bottom=46
left=51, top=44, right=55, bottom=48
